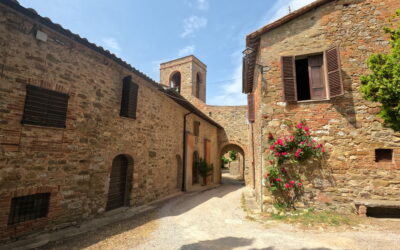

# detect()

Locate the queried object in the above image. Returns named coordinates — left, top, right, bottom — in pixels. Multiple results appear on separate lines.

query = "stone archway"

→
left=220, top=143, right=246, bottom=182
left=106, top=154, right=133, bottom=211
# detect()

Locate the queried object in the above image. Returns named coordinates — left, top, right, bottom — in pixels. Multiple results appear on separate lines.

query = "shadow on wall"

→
left=331, top=70, right=357, bottom=128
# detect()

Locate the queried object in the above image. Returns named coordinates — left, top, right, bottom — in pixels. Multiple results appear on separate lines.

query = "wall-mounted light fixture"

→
left=242, top=47, right=255, bottom=56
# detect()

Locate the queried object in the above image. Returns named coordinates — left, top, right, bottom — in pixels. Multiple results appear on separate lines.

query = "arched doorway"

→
left=176, top=155, right=183, bottom=189
left=220, top=144, right=245, bottom=182
left=192, top=151, right=199, bottom=184
left=170, top=72, right=181, bottom=93
left=106, top=154, right=133, bottom=211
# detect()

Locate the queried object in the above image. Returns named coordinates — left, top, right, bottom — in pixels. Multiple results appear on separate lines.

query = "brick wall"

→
left=0, top=3, right=219, bottom=241
left=253, top=0, right=400, bottom=210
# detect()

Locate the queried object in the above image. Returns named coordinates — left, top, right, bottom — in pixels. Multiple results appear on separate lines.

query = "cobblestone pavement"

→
left=42, top=174, right=400, bottom=250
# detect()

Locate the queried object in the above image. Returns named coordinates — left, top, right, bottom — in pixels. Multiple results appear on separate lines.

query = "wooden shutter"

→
left=325, top=46, right=343, bottom=98
left=120, top=76, right=139, bottom=119
left=308, top=54, right=326, bottom=99
left=247, top=93, right=255, bottom=123
left=22, top=85, right=69, bottom=128
left=281, top=56, right=297, bottom=102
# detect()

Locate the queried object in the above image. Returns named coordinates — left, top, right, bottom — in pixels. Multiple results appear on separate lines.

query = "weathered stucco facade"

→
left=244, top=0, right=400, bottom=211
left=0, top=0, right=226, bottom=242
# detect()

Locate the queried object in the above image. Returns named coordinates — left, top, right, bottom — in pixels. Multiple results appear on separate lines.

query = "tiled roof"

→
left=0, top=0, right=222, bottom=128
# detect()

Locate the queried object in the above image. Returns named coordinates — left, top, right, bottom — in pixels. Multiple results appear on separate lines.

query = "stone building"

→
left=243, top=0, right=400, bottom=212
left=0, top=0, right=252, bottom=242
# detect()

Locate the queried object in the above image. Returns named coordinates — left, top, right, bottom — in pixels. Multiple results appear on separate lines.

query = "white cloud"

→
left=102, top=37, right=121, bottom=54
left=184, top=0, right=209, bottom=11
left=181, top=16, right=208, bottom=38
left=178, top=45, right=195, bottom=57
left=258, top=0, right=315, bottom=27
left=209, top=64, right=247, bottom=106
left=196, top=0, right=209, bottom=10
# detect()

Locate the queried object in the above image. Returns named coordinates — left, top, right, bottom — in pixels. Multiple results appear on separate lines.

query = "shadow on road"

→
left=40, top=173, right=244, bottom=249
left=179, top=236, right=332, bottom=250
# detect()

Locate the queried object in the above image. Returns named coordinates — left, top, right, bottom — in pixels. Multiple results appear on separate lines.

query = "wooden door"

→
left=192, top=151, right=199, bottom=184
left=106, top=155, right=128, bottom=211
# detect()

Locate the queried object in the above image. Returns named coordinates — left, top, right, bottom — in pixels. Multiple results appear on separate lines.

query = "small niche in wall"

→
left=367, top=207, right=400, bottom=218
left=375, top=149, right=393, bottom=162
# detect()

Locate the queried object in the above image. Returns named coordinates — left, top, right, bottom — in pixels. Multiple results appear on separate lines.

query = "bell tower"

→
left=160, top=55, right=207, bottom=103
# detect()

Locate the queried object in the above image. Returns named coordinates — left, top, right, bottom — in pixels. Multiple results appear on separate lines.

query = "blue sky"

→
left=18, top=0, right=314, bottom=105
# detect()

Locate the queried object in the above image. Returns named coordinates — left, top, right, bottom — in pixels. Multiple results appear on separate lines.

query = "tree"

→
left=361, top=10, right=400, bottom=131
left=229, top=150, right=237, bottom=161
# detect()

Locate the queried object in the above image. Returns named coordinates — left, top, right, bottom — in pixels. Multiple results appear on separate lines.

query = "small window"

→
left=22, top=85, right=69, bottom=128
left=8, top=193, right=50, bottom=225
left=120, top=76, right=139, bottom=119
left=282, top=46, right=343, bottom=102
left=194, top=121, right=200, bottom=136
left=375, top=149, right=393, bottom=162
left=195, top=73, right=201, bottom=98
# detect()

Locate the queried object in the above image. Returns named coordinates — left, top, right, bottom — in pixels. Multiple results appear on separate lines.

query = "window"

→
left=8, top=193, right=50, bottom=225
left=375, top=149, right=393, bottom=162
left=170, top=72, right=181, bottom=93
left=193, top=121, right=200, bottom=136
left=195, top=73, right=201, bottom=98
left=282, top=46, right=343, bottom=102
left=120, top=76, right=139, bottom=119
left=22, top=85, right=69, bottom=128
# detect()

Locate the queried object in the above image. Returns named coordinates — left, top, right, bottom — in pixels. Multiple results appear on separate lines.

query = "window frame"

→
left=22, top=85, right=69, bottom=128
left=281, top=45, right=343, bottom=103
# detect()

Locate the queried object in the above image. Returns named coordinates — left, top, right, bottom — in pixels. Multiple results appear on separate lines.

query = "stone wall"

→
left=253, top=0, right=400, bottom=210
left=0, top=3, right=219, bottom=241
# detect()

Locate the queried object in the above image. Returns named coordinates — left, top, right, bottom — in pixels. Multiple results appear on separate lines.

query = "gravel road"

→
left=42, top=173, right=400, bottom=250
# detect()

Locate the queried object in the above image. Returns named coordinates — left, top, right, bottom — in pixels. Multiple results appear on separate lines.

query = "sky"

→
left=18, top=0, right=315, bottom=106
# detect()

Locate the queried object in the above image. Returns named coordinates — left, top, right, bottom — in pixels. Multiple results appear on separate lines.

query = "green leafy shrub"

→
left=361, top=9, right=400, bottom=131
left=229, top=150, right=238, bottom=161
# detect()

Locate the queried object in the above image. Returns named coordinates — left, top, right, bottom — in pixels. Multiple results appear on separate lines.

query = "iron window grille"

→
left=8, top=193, right=51, bottom=225
left=22, top=85, right=69, bottom=128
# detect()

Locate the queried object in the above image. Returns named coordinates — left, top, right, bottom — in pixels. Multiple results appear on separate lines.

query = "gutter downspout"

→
left=182, top=111, right=192, bottom=192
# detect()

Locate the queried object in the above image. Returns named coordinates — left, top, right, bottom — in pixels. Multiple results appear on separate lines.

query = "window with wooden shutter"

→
left=22, top=85, right=69, bottom=128
left=193, top=121, right=200, bottom=136
left=281, top=56, right=297, bottom=102
left=120, top=76, right=139, bottom=119
left=247, top=93, right=255, bottom=123
left=325, top=46, right=344, bottom=97
left=308, top=54, right=326, bottom=99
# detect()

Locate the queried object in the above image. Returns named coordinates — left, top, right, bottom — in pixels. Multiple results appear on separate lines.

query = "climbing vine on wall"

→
left=263, top=121, right=325, bottom=208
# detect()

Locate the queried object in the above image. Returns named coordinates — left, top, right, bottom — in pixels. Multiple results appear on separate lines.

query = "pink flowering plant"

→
left=264, top=120, right=325, bottom=208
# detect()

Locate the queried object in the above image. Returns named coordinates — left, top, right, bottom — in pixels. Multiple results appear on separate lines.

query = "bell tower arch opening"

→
left=159, top=55, right=207, bottom=102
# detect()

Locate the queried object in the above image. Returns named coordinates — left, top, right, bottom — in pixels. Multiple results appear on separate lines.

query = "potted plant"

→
left=197, top=158, right=213, bottom=186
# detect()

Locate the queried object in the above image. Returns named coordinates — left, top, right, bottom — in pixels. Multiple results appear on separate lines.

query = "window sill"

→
left=22, top=123, right=66, bottom=130
left=296, top=98, right=330, bottom=104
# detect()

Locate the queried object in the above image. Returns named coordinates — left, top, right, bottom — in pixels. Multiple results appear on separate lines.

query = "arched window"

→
left=170, top=72, right=181, bottom=93
left=195, top=72, right=201, bottom=98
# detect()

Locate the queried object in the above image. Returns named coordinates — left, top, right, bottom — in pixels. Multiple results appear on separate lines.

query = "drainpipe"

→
left=182, top=112, right=192, bottom=192
left=260, top=125, right=264, bottom=212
